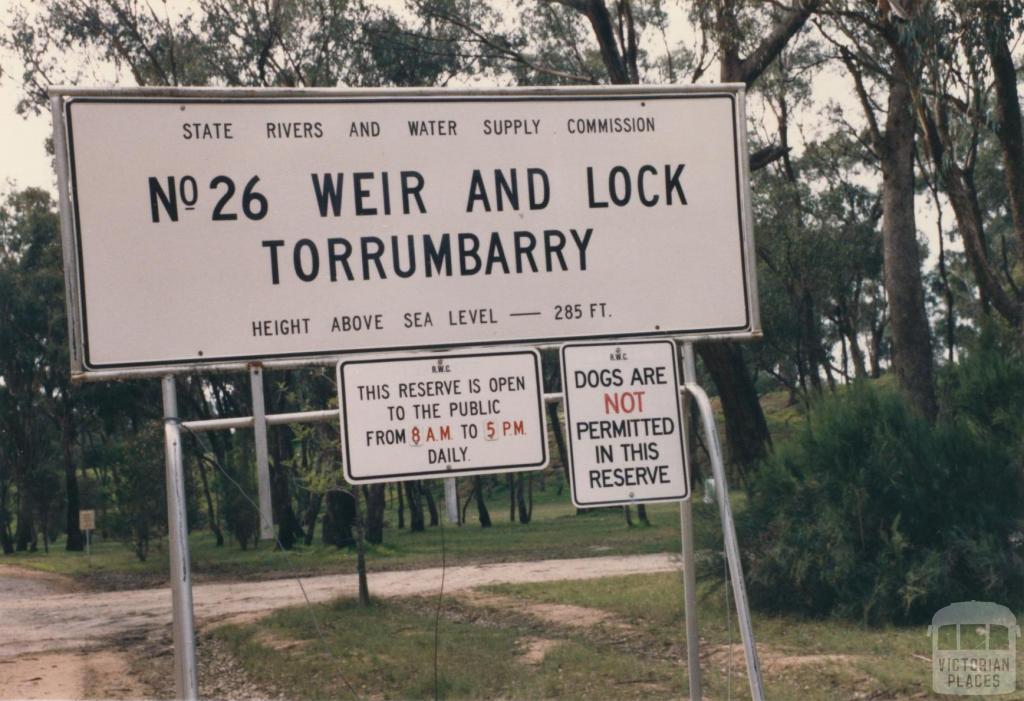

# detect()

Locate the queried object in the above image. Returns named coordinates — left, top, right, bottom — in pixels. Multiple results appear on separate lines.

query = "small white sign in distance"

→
left=56, top=87, right=758, bottom=375
left=337, top=350, right=547, bottom=484
left=561, top=341, right=690, bottom=507
left=79, top=509, right=96, bottom=531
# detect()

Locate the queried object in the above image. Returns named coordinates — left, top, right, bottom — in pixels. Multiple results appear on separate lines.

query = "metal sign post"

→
left=249, top=365, right=275, bottom=541
left=681, top=343, right=765, bottom=701
left=678, top=345, right=703, bottom=700
left=444, top=478, right=460, bottom=524
left=161, top=376, right=199, bottom=701
left=78, top=510, right=95, bottom=566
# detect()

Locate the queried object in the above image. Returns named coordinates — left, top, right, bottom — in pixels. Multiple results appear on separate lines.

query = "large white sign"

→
left=560, top=341, right=689, bottom=507
left=56, top=87, right=757, bottom=375
left=337, top=350, right=547, bottom=483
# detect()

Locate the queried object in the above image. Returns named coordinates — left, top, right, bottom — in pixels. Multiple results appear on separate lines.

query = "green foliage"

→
left=104, top=421, right=167, bottom=561
left=744, top=361, right=1024, bottom=624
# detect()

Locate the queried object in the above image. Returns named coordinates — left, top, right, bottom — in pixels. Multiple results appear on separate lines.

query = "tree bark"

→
left=15, top=494, right=33, bottom=552
left=0, top=484, right=13, bottom=554
left=985, top=11, right=1024, bottom=250
left=364, top=484, right=386, bottom=544
left=698, top=344, right=771, bottom=470
left=396, top=481, right=405, bottom=529
left=880, top=75, right=937, bottom=421
left=322, top=490, right=356, bottom=547
left=508, top=474, right=516, bottom=521
left=515, top=474, right=530, bottom=524
left=302, top=492, right=322, bottom=546
left=546, top=400, right=570, bottom=486
left=352, top=487, right=370, bottom=606
left=61, top=413, right=84, bottom=551
left=473, top=476, right=491, bottom=527
left=269, top=428, right=303, bottom=549
left=423, top=481, right=439, bottom=527
left=196, top=453, right=225, bottom=547
left=405, top=481, right=425, bottom=532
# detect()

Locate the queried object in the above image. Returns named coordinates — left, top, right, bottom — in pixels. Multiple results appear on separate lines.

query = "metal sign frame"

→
left=50, top=84, right=760, bottom=382
left=48, top=85, right=766, bottom=701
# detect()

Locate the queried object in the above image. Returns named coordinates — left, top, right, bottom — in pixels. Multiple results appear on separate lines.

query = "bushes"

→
left=744, top=347, right=1024, bottom=624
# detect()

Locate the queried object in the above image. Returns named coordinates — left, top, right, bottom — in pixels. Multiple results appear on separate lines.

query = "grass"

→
left=215, top=593, right=688, bottom=700
left=215, top=572, right=1024, bottom=700
left=489, top=574, right=1024, bottom=700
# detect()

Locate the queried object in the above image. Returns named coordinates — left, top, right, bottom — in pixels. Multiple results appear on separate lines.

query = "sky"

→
left=1, top=81, right=53, bottom=192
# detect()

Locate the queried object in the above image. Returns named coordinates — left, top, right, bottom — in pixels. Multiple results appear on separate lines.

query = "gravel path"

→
left=0, top=553, right=680, bottom=699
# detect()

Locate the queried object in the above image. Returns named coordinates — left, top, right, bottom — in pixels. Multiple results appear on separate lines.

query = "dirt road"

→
left=0, top=553, right=680, bottom=699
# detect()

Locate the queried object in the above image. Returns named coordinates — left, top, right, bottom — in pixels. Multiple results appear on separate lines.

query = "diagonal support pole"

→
left=681, top=345, right=765, bottom=701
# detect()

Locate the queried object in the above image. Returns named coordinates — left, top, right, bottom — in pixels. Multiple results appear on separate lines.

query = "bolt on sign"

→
left=560, top=341, right=690, bottom=507
left=52, top=85, right=759, bottom=378
left=336, top=350, right=547, bottom=483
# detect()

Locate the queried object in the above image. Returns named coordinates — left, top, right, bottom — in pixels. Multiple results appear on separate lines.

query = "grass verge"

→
left=214, top=572, right=1024, bottom=700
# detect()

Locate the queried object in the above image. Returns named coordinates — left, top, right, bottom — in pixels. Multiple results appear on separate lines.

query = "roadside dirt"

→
left=0, top=552, right=679, bottom=700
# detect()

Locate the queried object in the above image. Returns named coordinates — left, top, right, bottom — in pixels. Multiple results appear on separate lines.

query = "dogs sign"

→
left=560, top=341, right=690, bottom=507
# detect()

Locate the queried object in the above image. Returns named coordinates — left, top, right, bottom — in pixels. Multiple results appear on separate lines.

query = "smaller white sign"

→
left=79, top=510, right=96, bottom=531
left=337, top=350, right=547, bottom=484
left=561, top=341, right=690, bottom=507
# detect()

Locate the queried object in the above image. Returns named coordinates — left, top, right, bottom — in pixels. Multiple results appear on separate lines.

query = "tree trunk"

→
left=0, top=485, right=13, bottom=554
left=508, top=474, right=516, bottom=521
left=986, top=12, right=1024, bottom=250
left=15, top=494, right=33, bottom=552
left=61, top=413, right=84, bottom=551
left=546, top=400, right=570, bottom=486
left=364, top=484, right=386, bottom=544
left=322, top=490, right=356, bottom=547
left=302, top=492, right=322, bottom=546
left=423, top=482, right=439, bottom=527
left=195, top=453, right=224, bottom=547
left=473, top=476, right=491, bottom=528
left=405, top=482, right=425, bottom=532
left=881, top=76, right=937, bottom=421
left=697, top=344, right=771, bottom=472
left=397, top=481, right=405, bottom=529
left=352, top=487, right=370, bottom=606
left=270, top=429, right=303, bottom=549
left=869, top=312, right=886, bottom=378
left=515, top=474, right=530, bottom=524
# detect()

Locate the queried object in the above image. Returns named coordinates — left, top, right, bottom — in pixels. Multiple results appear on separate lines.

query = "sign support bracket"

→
left=162, top=375, right=199, bottom=701
left=681, top=343, right=765, bottom=701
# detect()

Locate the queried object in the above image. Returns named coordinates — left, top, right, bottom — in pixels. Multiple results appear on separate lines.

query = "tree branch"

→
left=738, top=0, right=823, bottom=86
left=549, top=0, right=629, bottom=83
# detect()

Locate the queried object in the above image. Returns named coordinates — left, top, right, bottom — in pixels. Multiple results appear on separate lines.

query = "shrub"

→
left=744, top=364, right=1024, bottom=624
